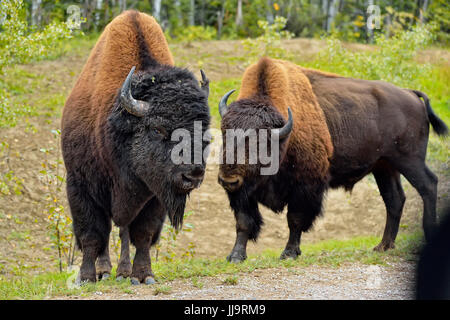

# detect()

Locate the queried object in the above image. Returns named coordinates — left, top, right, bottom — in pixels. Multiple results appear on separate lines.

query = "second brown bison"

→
left=218, top=57, right=448, bottom=262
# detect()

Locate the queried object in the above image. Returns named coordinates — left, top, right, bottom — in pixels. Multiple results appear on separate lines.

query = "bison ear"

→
left=273, top=107, right=293, bottom=140
left=200, top=70, right=209, bottom=98
left=218, top=89, right=236, bottom=118
left=119, top=66, right=150, bottom=117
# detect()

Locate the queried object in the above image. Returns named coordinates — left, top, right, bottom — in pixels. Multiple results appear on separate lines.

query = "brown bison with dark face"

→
left=61, top=10, right=210, bottom=284
left=218, top=57, right=448, bottom=263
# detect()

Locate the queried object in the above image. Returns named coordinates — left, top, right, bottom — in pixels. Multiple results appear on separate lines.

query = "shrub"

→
left=313, top=25, right=434, bottom=89
left=0, top=0, right=72, bottom=129
left=170, top=25, right=217, bottom=45
left=241, top=16, right=294, bottom=66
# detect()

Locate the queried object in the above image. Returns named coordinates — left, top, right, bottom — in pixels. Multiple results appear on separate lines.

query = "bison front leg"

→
left=96, top=245, right=112, bottom=280
left=281, top=188, right=325, bottom=260
left=280, top=211, right=303, bottom=260
left=227, top=215, right=250, bottom=263
left=129, top=198, right=165, bottom=285
left=116, top=226, right=132, bottom=280
left=227, top=199, right=263, bottom=263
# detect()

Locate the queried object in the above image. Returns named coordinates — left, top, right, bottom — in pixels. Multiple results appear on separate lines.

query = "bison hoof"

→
left=280, top=248, right=301, bottom=260
left=98, top=272, right=110, bottom=281
left=130, top=277, right=141, bottom=285
left=116, top=262, right=132, bottom=279
left=373, top=242, right=395, bottom=252
left=144, top=276, right=156, bottom=285
left=226, top=253, right=246, bottom=263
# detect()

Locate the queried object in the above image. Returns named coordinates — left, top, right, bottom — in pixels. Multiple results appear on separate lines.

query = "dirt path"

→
left=63, top=262, right=416, bottom=300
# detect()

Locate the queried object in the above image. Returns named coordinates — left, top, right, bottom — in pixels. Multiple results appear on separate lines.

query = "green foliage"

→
left=39, top=129, right=74, bottom=272
left=314, top=25, right=434, bottom=88
left=222, top=275, right=238, bottom=285
left=0, top=0, right=72, bottom=73
left=154, top=210, right=196, bottom=263
left=0, top=0, right=72, bottom=129
left=169, top=25, right=217, bottom=44
left=427, top=0, right=450, bottom=46
left=242, top=16, right=293, bottom=66
left=153, top=284, right=172, bottom=296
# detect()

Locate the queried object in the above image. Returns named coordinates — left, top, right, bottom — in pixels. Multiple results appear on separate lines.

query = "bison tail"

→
left=412, top=90, right=449, bottom=136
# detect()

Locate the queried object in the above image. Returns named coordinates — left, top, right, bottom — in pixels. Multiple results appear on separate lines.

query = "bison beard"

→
left=161, top=183, right=187, bottom=231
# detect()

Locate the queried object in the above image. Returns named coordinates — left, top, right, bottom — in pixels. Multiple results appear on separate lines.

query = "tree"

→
left=153, top=0, right=161, bottom=21
left=236, top=0, right=243, bottom=28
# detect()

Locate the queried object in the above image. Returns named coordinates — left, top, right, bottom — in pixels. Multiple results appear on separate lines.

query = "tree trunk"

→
left=104, top=0, right=110, bottom=26
left=118, top=0, right=127, bottom=12
left=31, top=0, right=42, bottom=27
left=95, top=0, right=103, bottom=30
left=266, top=0, right=273, bottom=24
left=236, top=0, right=243, bottom=27
left=326, top=0, right=338, bottom=33
left=217, top=0, right=225, bottom=39
left=419, top=0, right=429, bottom=24
left=189, top=0, right=195, bottom=26
left=366, top=0, right=374, bottom=44
left=175, top=0, right=182, bottom=21
left=200, top=0, right=206, bottom=26
left=153, top=0, right=162, bottom=21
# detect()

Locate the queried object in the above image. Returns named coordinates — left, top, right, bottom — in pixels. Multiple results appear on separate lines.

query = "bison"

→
left=217, top=57, right=448, bottom=262
left=61, top=10, right=210, bottom=284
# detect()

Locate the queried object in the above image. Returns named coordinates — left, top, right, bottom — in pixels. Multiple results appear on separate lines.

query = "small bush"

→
left=169, top=25, right=217, bottom=45
left=313, top=25, right=434, bottom=89
left=242, top=16, right=294, bottom=66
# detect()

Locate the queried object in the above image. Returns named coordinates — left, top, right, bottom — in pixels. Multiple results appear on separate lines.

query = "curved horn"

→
left=200, top=69, right=209, bottom=98
left=119, top=66, right=150, bottom=117
left=275, top=107, right=293, bottom=140
left=219, top=89, right=235, bottom=118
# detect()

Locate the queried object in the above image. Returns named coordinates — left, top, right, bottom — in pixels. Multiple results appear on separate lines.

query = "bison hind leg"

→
left=67, top=182, right=111, bottom=283
left=372, top=162, right=406, bottom=252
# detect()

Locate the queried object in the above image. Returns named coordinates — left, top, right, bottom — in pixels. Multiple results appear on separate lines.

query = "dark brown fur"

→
left=61, top=11, right=210, bottom=283
left=220, top=57, right=448, bottom=262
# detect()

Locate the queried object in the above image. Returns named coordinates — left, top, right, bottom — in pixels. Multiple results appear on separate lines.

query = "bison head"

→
left=217, top=90, right=293, bottom=194
left=108, top=66, right=210, bottom=228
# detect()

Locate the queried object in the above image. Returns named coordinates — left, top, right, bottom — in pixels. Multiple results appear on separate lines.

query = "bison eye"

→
left=152, top=127, right=167, bottom=139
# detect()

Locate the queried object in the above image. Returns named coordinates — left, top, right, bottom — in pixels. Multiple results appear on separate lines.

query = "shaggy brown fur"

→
left=61, top=10, right=210, bottom=283
left=63, top=10, right=173, bottom=134
left=238, top=58, right=333, bottom=182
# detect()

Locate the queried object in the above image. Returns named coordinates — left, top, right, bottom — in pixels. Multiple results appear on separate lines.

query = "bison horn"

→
left=119, top=66, right=150, bottom=117
left=219, top=89, right=235, bottom=118
left=274, top=107, right=293, bottom=140
left=200, top=69, right=210, bottom=98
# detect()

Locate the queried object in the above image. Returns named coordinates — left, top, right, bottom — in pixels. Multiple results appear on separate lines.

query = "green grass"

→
left=208, top=78, right=241, bottom=127
left=153, top=284, right=172, bottom=296
left=0, top=231, right=424, bottom=299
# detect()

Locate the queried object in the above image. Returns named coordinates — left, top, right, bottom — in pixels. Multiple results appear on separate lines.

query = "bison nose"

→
left=218, top=174, right=243, bottom=192
left=180, top=166, right=205, bottom=190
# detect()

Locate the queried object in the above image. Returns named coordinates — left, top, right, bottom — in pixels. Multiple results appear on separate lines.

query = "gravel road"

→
left=67, top=262, right=417, bottom=300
